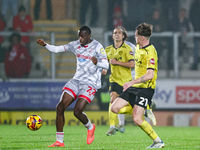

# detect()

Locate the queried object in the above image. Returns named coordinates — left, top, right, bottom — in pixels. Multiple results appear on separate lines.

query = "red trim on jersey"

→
left=63, top=45, right=67, bottom=52
left=62, top=87, right=77, bottom=100
left=78, top=95, right=91, bottom=103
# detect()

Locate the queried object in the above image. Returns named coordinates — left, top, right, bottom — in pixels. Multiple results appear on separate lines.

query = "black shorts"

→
left=119, top=87, right=154, bottom=109
left=109, top=82, right=123, bottom=95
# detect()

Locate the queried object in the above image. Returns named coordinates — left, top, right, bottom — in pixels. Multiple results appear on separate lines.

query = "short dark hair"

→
left=18, top=5, right=26, bottom=13
left=136, top=23, right=153, bottom=37
left=78, top=26, right=91, bottom=35
left=114, top=26, right=128, bottom=41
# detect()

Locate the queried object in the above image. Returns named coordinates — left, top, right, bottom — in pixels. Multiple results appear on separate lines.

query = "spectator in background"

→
left=0, top=14, right=6, bottom=46
left=34, top=0, right=52, bottom=20
left=147, top=9, right=171, bottom=69
left=79, top=0, right=99, bottom=27
left=125, top=0, right=155, bottom=30
left=0, top=14, right=6, bottom=63
left=113, top=6, right=123, bottom=28
left=107, top=0, right=123, bottom=30
left=1, top=0, right=18, bottom=30
left=147, top=9, right=167, bottom=33
left=189, top=0, right=200, bottom=70
left=173, top=8, right=194, bottom=65
left=13, top=5, right=33, bottom=50
left=5, top=32, right=31, bottom=78
left=159, top=0, right=179, bottom=30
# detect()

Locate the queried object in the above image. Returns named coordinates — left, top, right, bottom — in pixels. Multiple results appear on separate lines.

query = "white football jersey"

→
left=63, top=39, right=108, bottom=89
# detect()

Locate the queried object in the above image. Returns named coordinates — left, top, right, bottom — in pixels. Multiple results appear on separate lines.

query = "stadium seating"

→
left=31, top=20, right=79, bottom=79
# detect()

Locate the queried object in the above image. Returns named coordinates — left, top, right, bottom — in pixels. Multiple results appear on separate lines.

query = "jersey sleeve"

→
left=105, top=47, right=110, bottom=61
left=63, top=40, right=77, bottom=54
left=125, top=46, right=134, bottom=62
left=96, top=43, right=109, bottom=69
left=147, top=48, right=157, bottom=70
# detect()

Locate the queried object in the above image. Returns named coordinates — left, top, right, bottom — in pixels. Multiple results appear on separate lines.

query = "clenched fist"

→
left=37, top=39, right=46, bottom=46
left=91, top=56, right=97, bottom=65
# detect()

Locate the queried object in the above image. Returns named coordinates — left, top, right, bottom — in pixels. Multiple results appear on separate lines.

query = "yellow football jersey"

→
left=133, top=44, right=158, bottom=89
left=105, top=43, right=134, bottom=86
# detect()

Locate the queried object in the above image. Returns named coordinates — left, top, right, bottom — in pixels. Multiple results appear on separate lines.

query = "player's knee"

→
left=56, top=103, right=65, bottom=116
left=73, top=108, right=82, bottom=118
left=132, top=115, right=141, bottom=125
left=110, top=105, right=119, bottom=114
left=56, top=102, right=64, bottom=111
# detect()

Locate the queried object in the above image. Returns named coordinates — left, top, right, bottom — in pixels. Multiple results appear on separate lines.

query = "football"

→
left=26, top=115, right=42, bottom=131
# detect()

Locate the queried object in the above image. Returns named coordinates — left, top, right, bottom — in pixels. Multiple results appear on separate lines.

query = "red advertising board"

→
left=176, top=86, right=200, bottom=103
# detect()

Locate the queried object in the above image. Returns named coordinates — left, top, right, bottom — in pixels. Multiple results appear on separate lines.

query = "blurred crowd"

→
left=79, top=0, right=200, bottom=70
left=0, top=0, right=200, bottom=79
left=103, top=0, right=200, bottom=70
left=0, top=0, right=52, bottom=79
left=0, top=1, right=33, bottom=79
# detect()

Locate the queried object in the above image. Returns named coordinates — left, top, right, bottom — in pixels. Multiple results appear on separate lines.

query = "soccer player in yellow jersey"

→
left=111, top=23, right=165, bottom=148
left=104, top=26, right=135, bottom=136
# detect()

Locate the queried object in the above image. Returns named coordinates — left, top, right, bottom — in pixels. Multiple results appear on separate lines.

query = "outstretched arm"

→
left=37, top=39, right=65, bottom=53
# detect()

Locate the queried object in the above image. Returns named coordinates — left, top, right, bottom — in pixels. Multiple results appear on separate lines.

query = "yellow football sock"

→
left=139, top=120, right=158, bottom=140
left=118, top=103, right=133, bottom=114
left=109, top=103, right=117, bottom=126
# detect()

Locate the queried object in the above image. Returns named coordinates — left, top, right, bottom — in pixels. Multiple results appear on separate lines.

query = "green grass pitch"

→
left=0, top=125, right=200, bottom=150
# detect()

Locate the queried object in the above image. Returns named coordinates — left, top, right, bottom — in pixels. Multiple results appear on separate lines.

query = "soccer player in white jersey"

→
left=37, top=26, right=109, bottom=147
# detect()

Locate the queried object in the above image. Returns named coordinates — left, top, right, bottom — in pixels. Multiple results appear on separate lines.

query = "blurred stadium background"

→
left=0, top=0, right=200, bottom=127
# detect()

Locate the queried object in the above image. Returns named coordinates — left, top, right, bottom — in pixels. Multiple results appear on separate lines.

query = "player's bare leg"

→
left=74, top=98, right=95, bottom=145
left=73, top=98, right=89, bottom=123
left=111, top=97, right=129, bottom=114
left=48, top=92, right=74, bottom=147
left=56, top=92, right=74, bottom=132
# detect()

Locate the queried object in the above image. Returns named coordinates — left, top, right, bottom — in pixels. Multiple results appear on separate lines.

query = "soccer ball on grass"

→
left=26, top=115, right=42, bottom=131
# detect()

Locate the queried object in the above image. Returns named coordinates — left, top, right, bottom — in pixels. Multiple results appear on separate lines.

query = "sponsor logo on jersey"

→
left=116, top=57, right=122, bottom=61
left=135, top=58, right=142, bottom=64
left=78, top=58, right=86, bottom=62
left=129, top=51, right=134, bottom=56
left=150, top=58, right=155, bottom=65
left=77, top=53, right=91, bottom=62
left=100, top=48, right=106, bottom=54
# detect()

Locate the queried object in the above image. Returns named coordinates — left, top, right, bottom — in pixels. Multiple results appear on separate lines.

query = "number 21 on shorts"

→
left=139, top=97, right=148, bottom=107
